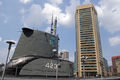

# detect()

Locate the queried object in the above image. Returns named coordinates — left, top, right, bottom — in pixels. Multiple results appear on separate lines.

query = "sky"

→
left=0, top=0, right=120, bottom=66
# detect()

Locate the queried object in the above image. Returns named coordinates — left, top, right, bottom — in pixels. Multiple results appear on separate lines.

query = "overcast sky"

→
left=0, top=0, right=120, bottom=66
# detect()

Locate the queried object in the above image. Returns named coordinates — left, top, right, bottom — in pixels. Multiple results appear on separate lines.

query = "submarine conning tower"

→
left=0, top=27, right=73, bottom=77
left=12, top=27, right=59, bottom=59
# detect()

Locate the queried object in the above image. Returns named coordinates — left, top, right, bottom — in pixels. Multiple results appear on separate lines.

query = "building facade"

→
left=75, top=4, right=104, bottom=77
left=112, top=56, right=120, bottom=74
left=108, top=66, right=113, bottom=76
left=116, top=60, right=120, bottom=73
left=59, top=50, right=69, bottom=61
left=103, top=57, right=109, bottom=76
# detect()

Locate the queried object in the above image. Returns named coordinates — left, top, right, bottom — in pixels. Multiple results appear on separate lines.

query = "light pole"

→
left=81, top=56, right=88, bottom=80
left=52, top=49, right=58, bottom=80
left=1, top=40, right=15, bottom=80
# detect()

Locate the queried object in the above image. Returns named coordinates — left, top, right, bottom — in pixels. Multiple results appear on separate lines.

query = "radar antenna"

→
left=54, top=17, right=57, bottom=36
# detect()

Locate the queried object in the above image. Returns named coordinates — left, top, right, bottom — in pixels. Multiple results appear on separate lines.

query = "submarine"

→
left=0, top=18, right=74, bottom=77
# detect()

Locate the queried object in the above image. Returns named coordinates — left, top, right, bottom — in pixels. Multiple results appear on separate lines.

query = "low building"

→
left=112, top=56, right=120, bottom=74
left=108, top=66, right=113, bottom=76
left=116, top=60, right=120, bottom=73
left=59, top=50, right=69, bottom=61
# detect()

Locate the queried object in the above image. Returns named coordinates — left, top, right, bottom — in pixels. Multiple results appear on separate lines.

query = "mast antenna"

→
left=54, top=17, right=57, bottom=36
left=51, top=14, right=53, bottom=34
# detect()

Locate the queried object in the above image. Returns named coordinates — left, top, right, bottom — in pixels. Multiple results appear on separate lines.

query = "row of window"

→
left=80, top=32, right=94, bottom=34
left=80, top=26, right=93, bottom=29
left=81, top=53, right=96, bottom=55
left=80, top=29, right=93, bottom=32
left=79, top=10, right=91, bottom=13
left=82, top=66, right=97, bottom=67
left=80, top=17, right=92, bottom=21
left=82, top=68, right=97, bottom=70
left=80, top=31, right=93, bottom=34
left=80, top=40, right=95, bottom=42
left=80, top=12, right=91, bottom=15
left=80, top=37, right=94, bottom=39
left=80, top=14, right=91, bottom=18
left=82, top=63, right=96, bottom=65
left=80, top=36, right=94, bottom=38
left=80, top=21, right=92, bottom=24
left=81, top=42, right=95, bottom=44
left=80, top=24, right=93, bottom=27
left=80, top=26, right=93, bottom=28
left=80, top=34, right=94, bottom=37
left=80, top=18, right=92, bottom=21
left=80, top=14, right=91, bottom=17
left=87, top=57, right=96, bottom=59
left=81, top=49, right=95, bottom=51
left=86, top=60, right=96, bottom=62
left=81, top=48, right=95, bottom=51
left=81, top=45, right=95, bottom=47
left=81, top=55, right=96, bottom=57
left=81, top=46, right=95, bottom=48
left=80, top=28, right=93, bottom=31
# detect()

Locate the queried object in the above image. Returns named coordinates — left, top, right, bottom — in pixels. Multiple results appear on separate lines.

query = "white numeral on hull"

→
left=45, top=61, right=57, bottom=69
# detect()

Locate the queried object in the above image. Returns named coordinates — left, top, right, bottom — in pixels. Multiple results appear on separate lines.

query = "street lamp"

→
left=81, top=56, right=88, bottom=80
left=1, top=40, right=15, bottom=80
left=52, top=49, right=58, bottom=80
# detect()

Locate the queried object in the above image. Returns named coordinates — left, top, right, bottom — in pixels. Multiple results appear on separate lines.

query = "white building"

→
left=59, top=50, right=69, bottom=61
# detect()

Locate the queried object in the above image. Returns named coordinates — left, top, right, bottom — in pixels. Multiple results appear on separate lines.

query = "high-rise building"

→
left=75, top=4, right=104, bottom=77
left=112, top=56, right=120, bottom=74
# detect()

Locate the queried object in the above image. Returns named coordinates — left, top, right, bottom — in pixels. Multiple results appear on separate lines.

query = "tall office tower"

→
left=75, top=4, right=104, bottom=77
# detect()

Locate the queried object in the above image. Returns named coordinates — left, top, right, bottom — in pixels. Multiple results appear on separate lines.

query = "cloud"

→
left=48, top=0, right=63, bottom=6
left=11, top=46, right=16, bottom=51
left=21, top=0, right=80, bottom=27
left=0, top=13, right=8, bottom=24
left=0, top=1, right=2, bottom=6
left=109, top=36, right=120, bottom=46
left=69, top=56, right=74, bottom=62
left=0, top=48, right=15, bottom=63
left=108, top=60, right=112, bottom=66
left=45, top=26, right=51, bottom=33
left=20, top=0, right=32, bottom=4
left=0, top=48, right=7, bottom=63
left=95, top=0, right=120, bottom=33
left=63, top=0, right=80, bottom=26
left=83, top=0, right=91, bottom=4
left=0, top=37, right=2, bottom=42
left=24, top=4, right=44, bottom=27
